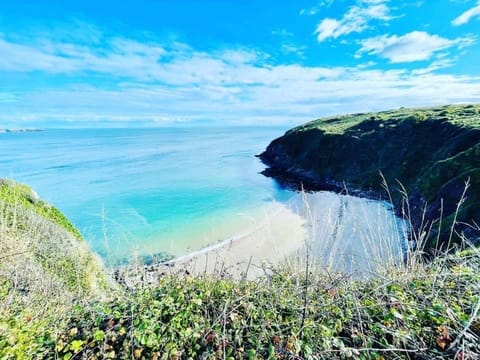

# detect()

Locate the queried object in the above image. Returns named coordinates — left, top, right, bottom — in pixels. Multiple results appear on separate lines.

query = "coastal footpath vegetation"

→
left=259, top=104, right=480, bottom=250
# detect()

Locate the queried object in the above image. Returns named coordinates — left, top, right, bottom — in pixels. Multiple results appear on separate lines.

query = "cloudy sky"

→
left=1, top=0, right=479, bottom=127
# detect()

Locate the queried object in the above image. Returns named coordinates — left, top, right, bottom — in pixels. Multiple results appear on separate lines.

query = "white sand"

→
left=119, top=192, right=406, bottom=286
left=168, top=201, right=307, bottom=280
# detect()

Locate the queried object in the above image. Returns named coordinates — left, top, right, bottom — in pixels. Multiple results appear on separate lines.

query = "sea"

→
left=0, top=127, right=406, bottom=267
left=0, top=127, right=295, bottom=262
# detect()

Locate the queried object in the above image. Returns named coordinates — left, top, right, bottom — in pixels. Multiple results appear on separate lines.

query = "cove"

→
left=0, top=127, right=407, bottom=272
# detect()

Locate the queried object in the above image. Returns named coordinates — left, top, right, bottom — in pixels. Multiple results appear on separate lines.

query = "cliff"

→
left=0, top=179, right=111, bottom=357
left=259, top=104, right=480, bottom=250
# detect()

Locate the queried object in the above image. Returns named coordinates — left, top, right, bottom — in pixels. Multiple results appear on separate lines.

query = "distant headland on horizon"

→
left=0, top=128, right=45, bottom=133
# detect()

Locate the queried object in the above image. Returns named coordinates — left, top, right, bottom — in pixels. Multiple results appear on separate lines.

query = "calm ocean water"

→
left=0, top=127, right=295, bottom=261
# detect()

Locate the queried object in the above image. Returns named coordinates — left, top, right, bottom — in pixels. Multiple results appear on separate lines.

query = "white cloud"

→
left=218, top=49, right=260, bottom=64
left=452, top=1, right=480, bottom=25
left=315, top=19, right=342, bottom=42
left=357, top=31, right=475, bottom=63
left=0, top=36, right=169, bottom=79
left=0, top=35, right=269, bottom=84
left=412, top=57, right=456, bottom=75
left=300, top=0, right=335, bottom=16
left=1, top=29, right=480, bottom=127
left=280, top=43, right=307, bottom=56
left=3, top=67, right=480, bottom=127
left=314, top=0, right=392, bottom=42
left=272, top=29, right=306, bottom=57
left=0, top=38, right=72, bottom=72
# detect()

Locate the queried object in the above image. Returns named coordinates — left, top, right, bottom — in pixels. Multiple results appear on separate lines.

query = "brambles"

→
left=51, top=250, right=480, bottom=359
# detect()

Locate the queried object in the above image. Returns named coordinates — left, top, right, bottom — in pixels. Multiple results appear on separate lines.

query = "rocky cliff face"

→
left=259, top=104, right=480, bottom=250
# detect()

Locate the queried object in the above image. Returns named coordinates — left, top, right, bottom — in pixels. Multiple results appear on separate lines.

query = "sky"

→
left=0, top=0, right=480, bottom=128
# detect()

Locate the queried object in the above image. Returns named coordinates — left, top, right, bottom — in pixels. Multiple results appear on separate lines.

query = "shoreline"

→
left=115, top=199, right=307, bottom=285
left=161, top=196, right=314, bottom=266
left=115, top=190, right=408, bottom=287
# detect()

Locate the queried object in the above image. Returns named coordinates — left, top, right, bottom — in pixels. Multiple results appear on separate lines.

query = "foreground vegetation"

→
left=260, top=104, right=480, bottom=250
left=1, top=179, right=479, bottom=359
left=0, top=180, right=111, bottom=358
left=54, top=251, right=480, bottom=359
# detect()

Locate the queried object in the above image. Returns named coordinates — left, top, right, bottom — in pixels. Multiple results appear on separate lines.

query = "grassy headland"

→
left=259, top=104, right=480, bottom=250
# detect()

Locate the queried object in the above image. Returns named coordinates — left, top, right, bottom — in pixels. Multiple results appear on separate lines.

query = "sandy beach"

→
left=172, top=201, right=307, bottom=279
left=117, top=200, right=307, bottom=285
left=117, top=192, right=406, bottom=286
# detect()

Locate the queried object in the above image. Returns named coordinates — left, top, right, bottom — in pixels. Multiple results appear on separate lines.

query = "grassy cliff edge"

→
left=0, top=179, right=111, bottom=358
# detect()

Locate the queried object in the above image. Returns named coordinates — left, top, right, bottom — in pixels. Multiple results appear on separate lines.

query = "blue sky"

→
left=0, top=0, right=479, bottom=128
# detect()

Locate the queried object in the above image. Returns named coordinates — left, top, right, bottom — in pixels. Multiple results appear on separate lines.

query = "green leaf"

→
left=93, top=329, right=105, bottom=341
left=70, top=340, right=84, bottom=352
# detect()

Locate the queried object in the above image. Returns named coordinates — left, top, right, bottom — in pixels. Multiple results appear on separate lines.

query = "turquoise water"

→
left=0, top=127, right=294, bottom=261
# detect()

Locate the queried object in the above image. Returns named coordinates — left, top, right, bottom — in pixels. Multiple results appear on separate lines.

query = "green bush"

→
left=50, top=250, right=480, bottom=359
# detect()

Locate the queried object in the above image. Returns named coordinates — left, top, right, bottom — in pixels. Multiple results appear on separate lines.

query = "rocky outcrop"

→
left=259, top=105, right=480, bottom=250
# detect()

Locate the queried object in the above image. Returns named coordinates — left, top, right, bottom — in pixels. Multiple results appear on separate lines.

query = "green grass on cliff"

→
left=0, top=179, right=107, bottom=293
left=0, top=180, right=112, bottom=358
left=294, top=104, right=480, bottom=135
left=263, top=104, right=480, bottom=249
left=0, top=179, right=83, bottom=240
